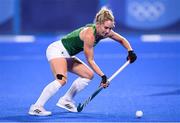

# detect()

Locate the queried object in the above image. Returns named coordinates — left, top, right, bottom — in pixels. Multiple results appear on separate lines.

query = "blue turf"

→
left=0, top=35, right=180, bottom=122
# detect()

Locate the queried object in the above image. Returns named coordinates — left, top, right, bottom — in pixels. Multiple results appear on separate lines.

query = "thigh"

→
left=68, top=57, right=94, bottom=79
left=49, top=58, right=68, bottom=85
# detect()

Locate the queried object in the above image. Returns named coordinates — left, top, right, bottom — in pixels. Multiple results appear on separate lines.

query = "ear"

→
left=96, top=22, right=100, bottom=26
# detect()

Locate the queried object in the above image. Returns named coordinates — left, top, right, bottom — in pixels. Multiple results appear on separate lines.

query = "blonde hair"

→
left=94, top=7, right=114, bottom=24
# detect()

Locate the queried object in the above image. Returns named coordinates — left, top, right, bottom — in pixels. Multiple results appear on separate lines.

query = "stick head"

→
left=77, top=103, right=83, bottom=112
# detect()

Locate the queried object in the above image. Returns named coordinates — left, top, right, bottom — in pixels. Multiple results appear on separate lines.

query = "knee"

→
left=86, top=71, right=94, bottom=80
left=56, top=74, right=67, bottom=86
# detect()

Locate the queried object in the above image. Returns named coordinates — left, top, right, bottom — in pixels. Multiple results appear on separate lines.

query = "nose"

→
left=105, top=29, right=110, bottom=34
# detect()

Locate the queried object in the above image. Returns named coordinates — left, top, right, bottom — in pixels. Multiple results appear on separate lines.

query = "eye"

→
left=104, top=26, right=109, bottom=29
left=104, top=26, right=111, bottom=30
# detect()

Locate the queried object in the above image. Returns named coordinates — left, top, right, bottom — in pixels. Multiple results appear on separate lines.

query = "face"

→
left=97, top=20, right=114, bottom=37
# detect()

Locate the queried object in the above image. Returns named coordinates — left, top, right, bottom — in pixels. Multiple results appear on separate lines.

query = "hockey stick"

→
left=77, top=60, right=130, bottom=112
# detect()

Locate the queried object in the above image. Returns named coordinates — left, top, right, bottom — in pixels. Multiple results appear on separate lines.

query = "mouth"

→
left=104, top=33, right=108, bottom=36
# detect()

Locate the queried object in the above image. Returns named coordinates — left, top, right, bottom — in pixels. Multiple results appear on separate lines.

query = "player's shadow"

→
left=53, top=111, right=124, bottom=122
left=0, top=115, right=52, bottom=122
left=0, top=112, right=120, bottom=122
left=148, top=89, right=180, bottom=96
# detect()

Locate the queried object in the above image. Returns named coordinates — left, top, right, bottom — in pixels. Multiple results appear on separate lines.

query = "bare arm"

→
left=109, top=30, right=133, bottom=51
left=80, top=27, right=104, bottom=76
left=109, top=30, right=137, bottom=63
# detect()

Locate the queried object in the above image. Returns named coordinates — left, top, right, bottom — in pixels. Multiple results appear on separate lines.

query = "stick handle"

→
left=77, top=60, right=130, bottom=112
left=108, top=60, right=130, bottom=82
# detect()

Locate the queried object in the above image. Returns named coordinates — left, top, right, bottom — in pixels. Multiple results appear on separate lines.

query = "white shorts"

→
left=46, top=40, right=93, bottom=72
left=46, top=40, right=71, bottom=61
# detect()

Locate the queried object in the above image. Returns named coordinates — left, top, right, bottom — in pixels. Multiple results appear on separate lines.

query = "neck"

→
left=95, top=24, right=101, bottom=37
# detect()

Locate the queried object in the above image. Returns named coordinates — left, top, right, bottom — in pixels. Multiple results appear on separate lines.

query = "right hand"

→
left=100, top=75, right=109, bottom=88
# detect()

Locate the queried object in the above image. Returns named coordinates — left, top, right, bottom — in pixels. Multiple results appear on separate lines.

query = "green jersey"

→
left=61, top=24, right=103, bottom=56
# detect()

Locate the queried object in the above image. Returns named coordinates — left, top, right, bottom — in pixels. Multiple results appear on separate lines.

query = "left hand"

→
left=127, top=50, right=137, bottom=63
left=100, top=75, right=109, bottom=88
